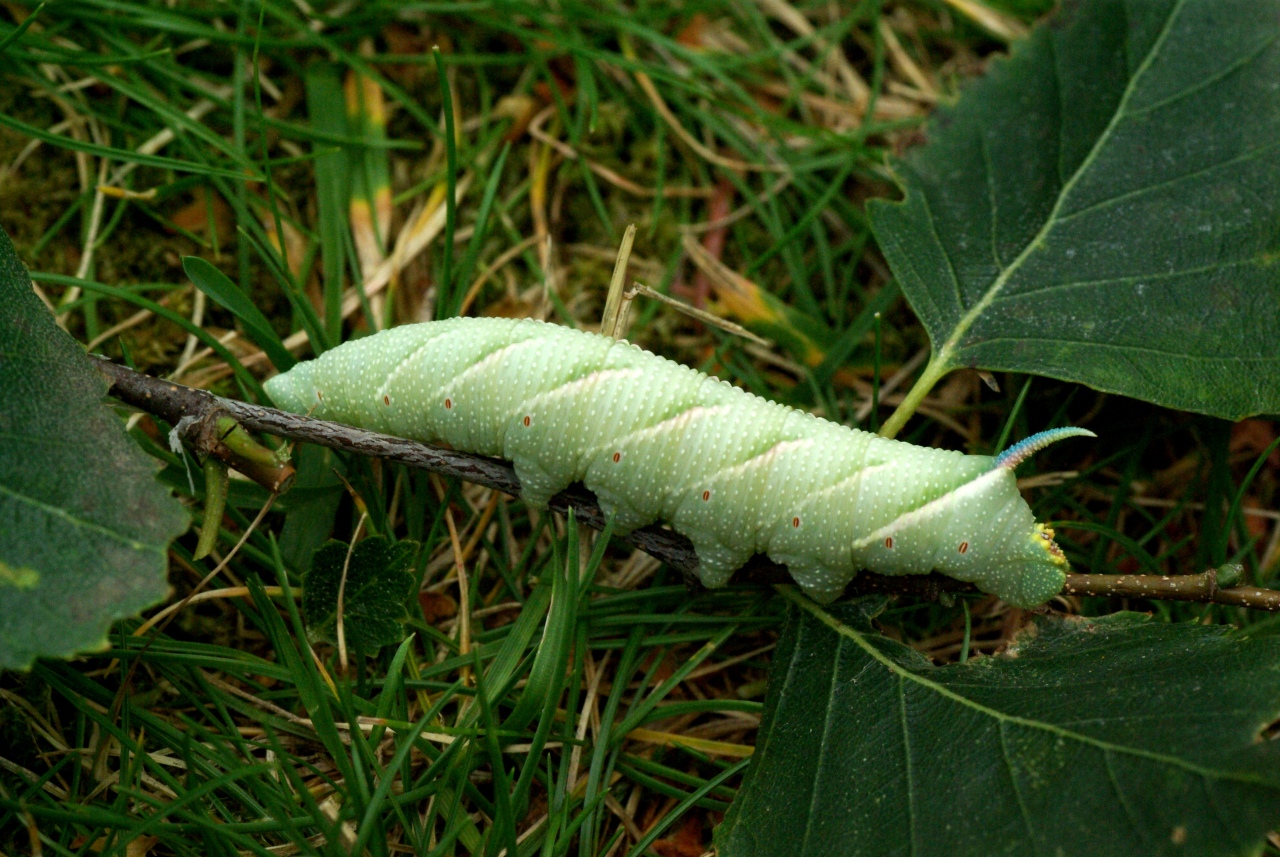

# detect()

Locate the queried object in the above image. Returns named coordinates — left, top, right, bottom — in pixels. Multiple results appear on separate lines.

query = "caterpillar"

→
left=265, top=317, right=1090, bottom=607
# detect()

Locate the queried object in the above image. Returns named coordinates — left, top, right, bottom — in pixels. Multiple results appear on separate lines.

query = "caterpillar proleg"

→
left=265, top=317, right=1090, bottom=607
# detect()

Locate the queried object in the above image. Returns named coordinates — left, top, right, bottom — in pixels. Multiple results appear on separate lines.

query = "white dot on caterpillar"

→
left=958, top=541, right=969, bottom=554
left=884, top=536, right=894, bottom=549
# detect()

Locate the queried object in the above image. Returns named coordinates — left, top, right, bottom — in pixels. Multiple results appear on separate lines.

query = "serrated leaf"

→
left=0, top=225, right=188, bottom=670
left=867, top=0, right=1280, bottom=421
left=302, top=536, right=417, bottom=651
left=716, top=593, right=1280, bottom=857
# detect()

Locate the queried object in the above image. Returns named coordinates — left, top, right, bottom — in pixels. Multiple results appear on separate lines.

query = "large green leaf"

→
left=868, top=0, right=1280, bottom=423
left=716, top=593, right=1280, bottom=857
left=0, top=226, right=188, bottom=670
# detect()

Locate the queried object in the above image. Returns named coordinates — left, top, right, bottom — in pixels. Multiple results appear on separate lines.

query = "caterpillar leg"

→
left=512, top=458, right=564, bottom=510
left=594, top=490, right=655, bottom=535
left=771, top=557, right=849, bottom=603
left=688, top=539, right=752, bottom=589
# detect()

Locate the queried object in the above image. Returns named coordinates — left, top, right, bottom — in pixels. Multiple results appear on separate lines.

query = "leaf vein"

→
left=0, top=483, right=161, bottom=553
left=799, top=635, right=842, bottom=854
left=981, top=135, right=1003, bottom=270
left=1103, top=748, right=1149, bottom=849
left=932, top=0, right=1189, bottom=367
left=998, top=720, right=1038, bottom=853
left=782, top=587, right=1280, bottom=789
left=992, top=256, right=1269, bottom=302
left=1055, top=139, right=1280, bottom=226
left=898, top=673, right=919, bottom=857
left=916, top=189, right=966, bottom=325
left=963, top=336, right=1280, bottom=364
left=1122, top=28, right=1280, bottom=120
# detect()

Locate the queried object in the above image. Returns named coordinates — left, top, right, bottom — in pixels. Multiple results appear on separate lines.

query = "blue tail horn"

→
left=994, top=427, right=1096, bottom=470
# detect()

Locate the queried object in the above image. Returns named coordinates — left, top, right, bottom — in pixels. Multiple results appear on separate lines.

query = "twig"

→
left=336, top=512, right=368, bottom=674
left=1062, top=572, right=1280, bottom=610
left=93, top=356, right=294, bottom=492
left=133, top=586, right=287, bottom=636
left=629, top=282, right=770, bottom=347
left=600, top=224, right=637, bottom=339
left=94, top=358, right=1280, bottom=612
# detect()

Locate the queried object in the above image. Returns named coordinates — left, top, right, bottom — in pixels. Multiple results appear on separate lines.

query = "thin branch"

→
left=94, top=358, right=1280, bottom=612
left=94, top=356, right=294, bottom=492
left=1062, top=572, right=1280, bottom=610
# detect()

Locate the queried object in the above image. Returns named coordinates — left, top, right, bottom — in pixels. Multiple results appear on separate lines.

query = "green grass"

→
left=1, top=0, right=1277, bottom=854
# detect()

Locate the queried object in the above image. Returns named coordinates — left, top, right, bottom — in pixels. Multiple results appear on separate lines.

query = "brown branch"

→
left=1062, top=572, right=1280, bottom=611
left=95, top=358, right=1280, bottom=612
left=95, top=357, right=294, bottom=492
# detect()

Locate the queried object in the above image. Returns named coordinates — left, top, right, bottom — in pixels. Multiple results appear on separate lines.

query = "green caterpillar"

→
left=265, top=317, right=1090, bottom=607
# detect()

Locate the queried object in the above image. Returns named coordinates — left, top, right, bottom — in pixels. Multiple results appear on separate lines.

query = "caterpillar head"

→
left=264, top=366, right=314, bottom=414
left=1033, top=523, right=1068, bottom=565
left=980, top=426, right=1092, bottom=608
left=994, top=521, right=1071, bottom=609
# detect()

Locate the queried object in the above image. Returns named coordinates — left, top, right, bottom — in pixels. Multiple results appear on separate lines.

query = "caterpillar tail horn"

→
left=994, top=427, right=1096, bottom=471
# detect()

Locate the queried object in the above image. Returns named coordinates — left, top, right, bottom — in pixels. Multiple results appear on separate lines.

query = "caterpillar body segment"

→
left=266, top=317, right=1078, bottom=607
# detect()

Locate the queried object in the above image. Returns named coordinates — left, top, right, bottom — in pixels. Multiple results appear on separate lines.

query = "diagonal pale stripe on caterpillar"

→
left=265, top=317, right=1090, bottom=607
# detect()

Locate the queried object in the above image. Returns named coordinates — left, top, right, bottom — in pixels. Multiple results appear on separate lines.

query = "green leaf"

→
left=0, top=225, right=188, bottom=670
left=277, top=445, right=345, bottom=573
left=302, top=536, right=418, bottom=652
left=304, top=62, right=351, bottom=342
left=182, top=256, right=296, bottom=372
left=717, top=593, right=1280, bottom=857
left=868, top=0, right=1280, bottom=424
